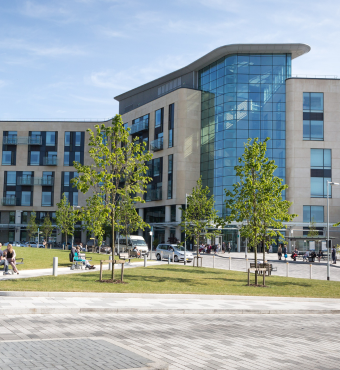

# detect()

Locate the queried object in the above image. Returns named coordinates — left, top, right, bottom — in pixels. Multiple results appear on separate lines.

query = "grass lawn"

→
left=2, top=264, right=340, bottom=298
left=7, top=248, right=138, bottom=270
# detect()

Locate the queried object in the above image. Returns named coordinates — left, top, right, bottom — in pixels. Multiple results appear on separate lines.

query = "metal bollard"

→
left=53, top=257, right=58, bottom=276
left=168, top=255, right=170, bottom=264
left=109, top=254, right=112, bottom=270
left=213, top=255, right=215, bottom=268
left=286, top=262, right=289, bottom=277
left=229, top=256, right=231, bottom=270
left=310, top=264, right=312, bottom=279
left=144, top=254, right=147, bottom=267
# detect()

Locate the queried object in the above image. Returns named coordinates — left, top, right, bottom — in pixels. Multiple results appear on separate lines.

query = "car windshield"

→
left=132, top=239, right=147, bottom=246
left=174, top=246, right=184, bottom=251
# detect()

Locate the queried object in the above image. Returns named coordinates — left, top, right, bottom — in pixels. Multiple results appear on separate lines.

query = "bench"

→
left=250, top=262, right=276, bottom=275
left=119, top=252, right=131, bottom=263
left=69, top=252, right=92, bottom=270
left=0, top=258, right=24, bottom=275
left=129, top=250, right=141, bottom=258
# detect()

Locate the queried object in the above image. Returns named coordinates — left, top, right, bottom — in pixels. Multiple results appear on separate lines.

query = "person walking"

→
left=0, top=243, right=9, bottom=275
left=277, top=245, right=282, bottom=260
left=332, top=246, right=337, bottom=264
left=227, top=242, right=231, bottom=254
left=283, top=245, right=287, bottom=261
left=222, top=242, right=226, bottom=253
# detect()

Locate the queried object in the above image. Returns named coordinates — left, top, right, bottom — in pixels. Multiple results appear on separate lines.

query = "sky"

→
left=0, top=0, right=340, bottom=120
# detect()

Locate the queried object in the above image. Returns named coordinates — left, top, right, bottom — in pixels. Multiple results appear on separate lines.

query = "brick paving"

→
left=0, top=313, right=339, bottom=369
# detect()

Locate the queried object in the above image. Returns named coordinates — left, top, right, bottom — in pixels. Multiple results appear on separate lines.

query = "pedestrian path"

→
left=0, top=292, right=339, bottom=315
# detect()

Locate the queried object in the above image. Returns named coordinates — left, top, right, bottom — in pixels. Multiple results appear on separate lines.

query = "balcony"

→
left=1, top=197, right=17, bottom=206
left=130, top=121, right=149, bottom=135
left=17, top=177, right=34, bottom=186
left=150, top=137, right=163, bottom=152
left=28, top=136, right=42, bottom=145
left=43, top=157, right=58, bottom=166
left=146, top=187, right=162, bottom=201
left=3, top=137, right=17, bottom=145
left=37, top=177, right=54, bottom=186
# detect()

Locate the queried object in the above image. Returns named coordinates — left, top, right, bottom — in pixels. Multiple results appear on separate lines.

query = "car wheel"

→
left=156, top=254, right=161, bottom=261
left=174, top=255, right=179, bottom=263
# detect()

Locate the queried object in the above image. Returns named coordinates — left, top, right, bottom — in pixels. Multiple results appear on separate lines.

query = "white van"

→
left=115, top=235, right=149, bottom=255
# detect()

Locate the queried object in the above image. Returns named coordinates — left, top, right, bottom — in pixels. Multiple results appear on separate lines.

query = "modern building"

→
left=115, top=43, right=340, bottom=252
left=1, top=43, right=339, bottom=252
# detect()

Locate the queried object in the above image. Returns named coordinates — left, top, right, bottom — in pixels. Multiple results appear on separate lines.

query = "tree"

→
left=224, top=138, right=297, bottom=285
left=72, top=114, right=152, bottom=280
left=180, top=177, right=219, bottom=267
left=41, top=214, right=53, bottom=246
left=26, top=211, right=38, bottom=245
left=116, top=195, right=149, bottom=251
left=307, top=217, right=319, bottom=238
left=56, top=194, right=77, bottom=246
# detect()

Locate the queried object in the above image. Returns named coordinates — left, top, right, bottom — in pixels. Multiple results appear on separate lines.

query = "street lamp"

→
left=327, top=181, right=339, bottom=280
left=72, top=206, right=81, bottom=248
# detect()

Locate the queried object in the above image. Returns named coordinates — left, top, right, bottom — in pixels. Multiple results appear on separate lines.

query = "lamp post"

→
left=327, top=181, right=339, bottom=281
left=72, top=206, right=81, bottom=248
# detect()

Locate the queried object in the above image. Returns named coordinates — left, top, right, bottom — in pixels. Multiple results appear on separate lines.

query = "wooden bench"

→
left=129, top=250, right=141, bottom=259
left=119, top=252, right=131, bottom=263
left=250, top=262, right=276, bottom=275
left=1, top=258, right=24, bottom=275
left=69, top=252, right=92, bottom=270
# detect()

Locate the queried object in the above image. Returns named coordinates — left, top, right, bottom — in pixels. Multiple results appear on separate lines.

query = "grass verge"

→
left=4, top=248, right=139, bottom=270
left=2, top=265, right=340, bottom=298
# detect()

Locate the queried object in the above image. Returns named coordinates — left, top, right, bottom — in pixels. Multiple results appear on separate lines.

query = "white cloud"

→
left=0, top=80, right=7, bottom=88
left=22, top=0, right=70, bottom=20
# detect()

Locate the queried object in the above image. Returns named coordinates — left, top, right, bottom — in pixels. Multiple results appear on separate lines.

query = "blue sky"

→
left=0, top=0, right=339, bottom=120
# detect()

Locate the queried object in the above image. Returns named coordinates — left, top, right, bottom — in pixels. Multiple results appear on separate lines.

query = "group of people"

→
left=0, top=243, right=19, bottom=274
left=199, top=242, right=232, bottom=254
left=278, top=244, right=338, bottom=263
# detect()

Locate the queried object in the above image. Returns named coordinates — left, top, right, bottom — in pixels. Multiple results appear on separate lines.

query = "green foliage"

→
left=307, top=217, right=319, bottom=238
left=56, top=194, right=77, bottom=244
left=116, top=195, right=149, bottom=245
left=26, top=211, right=38, bottom=242
left=224, top=138, right=297, bottom=282
left=72, top=114, right=152, bottom=278
left=180, top=177, right=219, bottom=266
left=41, top=214, right=53, bottom=242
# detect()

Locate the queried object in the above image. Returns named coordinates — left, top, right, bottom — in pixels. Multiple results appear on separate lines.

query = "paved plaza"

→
left=0, top=311, right=339, bottom=369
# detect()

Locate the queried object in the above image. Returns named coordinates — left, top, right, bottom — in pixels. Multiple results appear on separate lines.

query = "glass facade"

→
left=198, top=53, right=291, bottom=215
left=310, top=148, right=331, bottom=198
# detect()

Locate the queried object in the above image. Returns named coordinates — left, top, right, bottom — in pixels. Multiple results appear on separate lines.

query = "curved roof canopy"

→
left=114, top=43, right=310, bottom=101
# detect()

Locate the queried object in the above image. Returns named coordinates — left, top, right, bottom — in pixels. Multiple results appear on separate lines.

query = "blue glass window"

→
left=311, top=149, right=331, bottom=198
left=303, top=206, right=324, bottom=223
left=303, top=93, right=324, bottom=140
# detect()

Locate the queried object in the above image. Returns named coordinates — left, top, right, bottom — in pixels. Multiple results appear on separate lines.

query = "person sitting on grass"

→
left=5, top=244, right=19, bottom=274
left=74, top=246, right=95, bottom=269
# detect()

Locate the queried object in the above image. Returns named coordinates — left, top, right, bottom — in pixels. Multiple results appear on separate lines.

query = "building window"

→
left=74, top=152, right=80, bottom=163
left=42, top=192, right=52, bottom=206
left=75, top=132, right=81, bottom=146
left=169, top=103, right=174, bottom=148
left=9, top=211, right=15, bottom=224
left=303, top=206, right=324, bottom=223
left=64, top=172, right=70, bottom=186
left=64, top=152, right=70, bottom=166
left=63, top=192, right=69, bottom=202
left=21, top=191, right=31, bottom=206
left=43, top=171, right=53, bottom=185
left=21, top=212, right=28, bottom=224
left=30, top=151, right=40, bottom=165
left=303, top=92, right=324, bottom=141
left=73, top=192, right=78, bottom=206
left=168, top=154, right=173, bottom=199
left=46, top=132, right=56, bottom=146
left=6, top=172, right=16, bottom=186
left=311, top=149, right=331, bottom=198
left=65, top=132, right=70, bottom=146
left=155, top=108, right=163, bottom=128
left=2, top=151, right=12, bottom=165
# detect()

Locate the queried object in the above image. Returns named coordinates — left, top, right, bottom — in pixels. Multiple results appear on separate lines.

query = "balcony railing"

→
left=130, top=121, right=149, bottom=135
left=28, top=136, right=42, bottom=145
left=43, top=157, right=58, bottom=166
left=3, top=137, right=17, bottom=145
left=146, top=187, right=162, bottom=201
left=150, top=137, right=163, bottom=152
left=1, top=197, right=17, bottom=206
left=17, top=177, right=34, bottom=186
left=37, top=177, right=54, bottom=186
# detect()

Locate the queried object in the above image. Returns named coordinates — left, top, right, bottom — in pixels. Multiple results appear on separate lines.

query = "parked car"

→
left=155, top=244, right=193, bottom=263
left=25, top=242, right=44, bottom=248
left=3, top=241, right=25, bottom=247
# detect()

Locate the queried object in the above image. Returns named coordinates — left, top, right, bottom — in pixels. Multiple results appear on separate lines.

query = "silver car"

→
left=155, top=244, right=193, bottom=263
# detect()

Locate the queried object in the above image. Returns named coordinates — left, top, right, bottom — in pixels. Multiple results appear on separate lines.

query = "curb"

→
left=2, top=307, right=340, bottom=315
